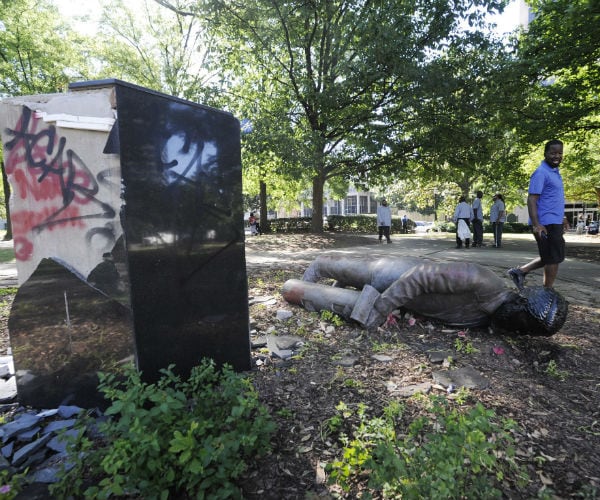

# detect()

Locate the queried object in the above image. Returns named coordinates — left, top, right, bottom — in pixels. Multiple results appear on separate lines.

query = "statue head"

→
left=491, top=286, right=568, bottom=336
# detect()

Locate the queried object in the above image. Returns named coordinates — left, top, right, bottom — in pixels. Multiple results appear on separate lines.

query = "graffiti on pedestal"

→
left=3, top=106, right=119, bottom=263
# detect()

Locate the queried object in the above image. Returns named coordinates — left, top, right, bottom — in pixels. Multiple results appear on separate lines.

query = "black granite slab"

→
left=110, top=82, right=251, bottom=380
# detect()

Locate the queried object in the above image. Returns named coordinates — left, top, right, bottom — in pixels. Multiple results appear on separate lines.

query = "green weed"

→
left=326, top=395, right=528, bottom=498
left=276, top=408, right=294, bottom=419
left=371, top=341, right=393, bottom=353
left=320, top=310, right=345, bottom=327
left=0, top=469, right=26, bottom=499
left=454, top=338, right=479, bottom=354
left=545, top=360, right=569, bottom=381
left=342, top=378, right=363, bottom=389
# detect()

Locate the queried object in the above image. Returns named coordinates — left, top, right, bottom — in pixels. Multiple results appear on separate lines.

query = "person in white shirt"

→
left=453, top=196, right=474, bottom=249
left=377, top=199, right=392, bottom=244
left=490, top=194, right=506, bottom=248
left=471, top=190, right=484, bottom=247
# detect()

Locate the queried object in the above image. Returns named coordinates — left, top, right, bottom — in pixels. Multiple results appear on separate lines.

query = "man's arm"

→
left=527, top=193, right=545, bottom=236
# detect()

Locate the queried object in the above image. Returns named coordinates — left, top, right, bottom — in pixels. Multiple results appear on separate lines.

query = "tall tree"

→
left=514, top=0, right=599, bottom=139
left=379, top=32, right=521, bottom=196
left=0, top=0, right=88, bottom=239
left=0, top=0, right=84, bottom=96
left=504, top=0, right=600, bottom=204
left=160, top=0, right=507, bottom=232
left=93, top=0, right=219, bottom=103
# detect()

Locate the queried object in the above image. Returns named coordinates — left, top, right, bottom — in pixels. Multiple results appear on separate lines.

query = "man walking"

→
left=508, top=139, right=565, bottom=289
left=453, top=195, right=473, bottom=248
left=377, top=199, right=392, bottom=244
left=471, top=190, right=484, bottom=247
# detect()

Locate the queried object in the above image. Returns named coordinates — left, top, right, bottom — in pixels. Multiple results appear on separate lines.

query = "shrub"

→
left=326, top=214, right=377, bottom=233
left=326, top=396, right=528, bottom=499
left=275, top=215, right=531, bottom=235
left=434, top=221, right=456, bottom=233
left=326, top=215, right=417, bottom=233
left=51, top=360, right=276, bottom=499
left=268, top=217, right=312, bottom=233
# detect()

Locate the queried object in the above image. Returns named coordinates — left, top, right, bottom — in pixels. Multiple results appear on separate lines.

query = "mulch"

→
left=1, top=232, right=599, bottom=498
left=240, top=232, right=600, bottom=498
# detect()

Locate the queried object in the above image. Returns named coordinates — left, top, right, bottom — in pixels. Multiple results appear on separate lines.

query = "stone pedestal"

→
left=0, top=80, right=250, bottom=408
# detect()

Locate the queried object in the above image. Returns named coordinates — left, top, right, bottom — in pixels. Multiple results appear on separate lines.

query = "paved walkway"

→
left=247, top=232, right=600, bottom=308
left=1, top=232, right=598, bottom=307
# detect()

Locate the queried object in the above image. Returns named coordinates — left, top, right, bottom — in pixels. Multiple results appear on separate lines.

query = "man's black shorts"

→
left=534, top=224, right=565, bottom=264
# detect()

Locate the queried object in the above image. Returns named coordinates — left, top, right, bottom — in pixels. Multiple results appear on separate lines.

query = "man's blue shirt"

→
left=529, top=160, right=564, bottom=225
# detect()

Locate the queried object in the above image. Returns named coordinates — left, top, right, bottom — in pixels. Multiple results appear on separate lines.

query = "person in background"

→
left=377, top=199, right=392, bottom=244
left=489, top=194, right=498, bottom=246
left=402, top=214, right=408, bottom=234
left=491, top=193, right=506, bottom=248
left=471, top=190, right=484, bottom=247
left=453, top=195, right=473, bottom=249
left=576, top=213, right=585, bottom=234
left=508, top=139, right=565, bottom=289
left=248, top=212, right=262, bottom=235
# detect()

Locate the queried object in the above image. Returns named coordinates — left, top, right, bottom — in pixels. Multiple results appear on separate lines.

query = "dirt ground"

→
left=1, top=232, right=599, bottom=498
left=241, top=232, right=600, bottom=499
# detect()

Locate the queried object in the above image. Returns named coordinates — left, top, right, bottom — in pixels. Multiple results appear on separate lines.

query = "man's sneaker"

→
left=507, top=268, right=526, bottom=290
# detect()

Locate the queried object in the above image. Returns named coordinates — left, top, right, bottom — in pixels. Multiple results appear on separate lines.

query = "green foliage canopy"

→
left=170, top=0, right=508, bottom=230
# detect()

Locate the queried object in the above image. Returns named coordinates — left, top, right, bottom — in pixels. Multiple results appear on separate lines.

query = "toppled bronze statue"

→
left=282, top=255, right=568, bottom=336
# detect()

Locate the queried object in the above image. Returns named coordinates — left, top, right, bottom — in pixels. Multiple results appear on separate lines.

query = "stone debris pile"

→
left=0, top=403, right=102, bottom=488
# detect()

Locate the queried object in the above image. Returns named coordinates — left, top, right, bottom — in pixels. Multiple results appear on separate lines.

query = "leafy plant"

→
left=320, top=309, right=345, bottom=327
left=51, top=360, right=276, bottom=499
left=371, top=341, right=393, bottom=353
left=325, top=414, right=344, bottom=434
left=326, top=396, right=528, bottom=498
left=276, top=408, right=294, bottom=419
left=545, top=360, right=569, bottom=381
left=453, top=386, right=472, bottom=405
left=342, top=378, right=364, bottom=389
left=0, top=469, right=26, bottom=499
left=454, top=338, right=479, bottom=354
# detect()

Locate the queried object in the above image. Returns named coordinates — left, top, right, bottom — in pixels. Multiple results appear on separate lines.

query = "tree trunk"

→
left=259, top=180, right=268, bottom=233
left=1, top=162, right=12, bottom=241
left=311, top=174, right=325, bottom=233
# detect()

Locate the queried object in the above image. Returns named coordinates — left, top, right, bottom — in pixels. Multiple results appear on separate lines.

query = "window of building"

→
left=345, top=196, right=357, bottom=214
left=369, top=195, right=377, bottom=214
left=329, top=200, right=342, bottom=215
left=359, top=195, right=369, bottom=214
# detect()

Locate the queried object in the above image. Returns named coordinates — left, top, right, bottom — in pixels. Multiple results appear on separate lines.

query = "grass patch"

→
left=0, top=248, right=15, bottom=264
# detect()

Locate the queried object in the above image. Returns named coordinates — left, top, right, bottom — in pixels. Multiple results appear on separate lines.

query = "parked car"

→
left=587, top=220, right=599, bottom=235
left=414, top=221, right=434, bottom=233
